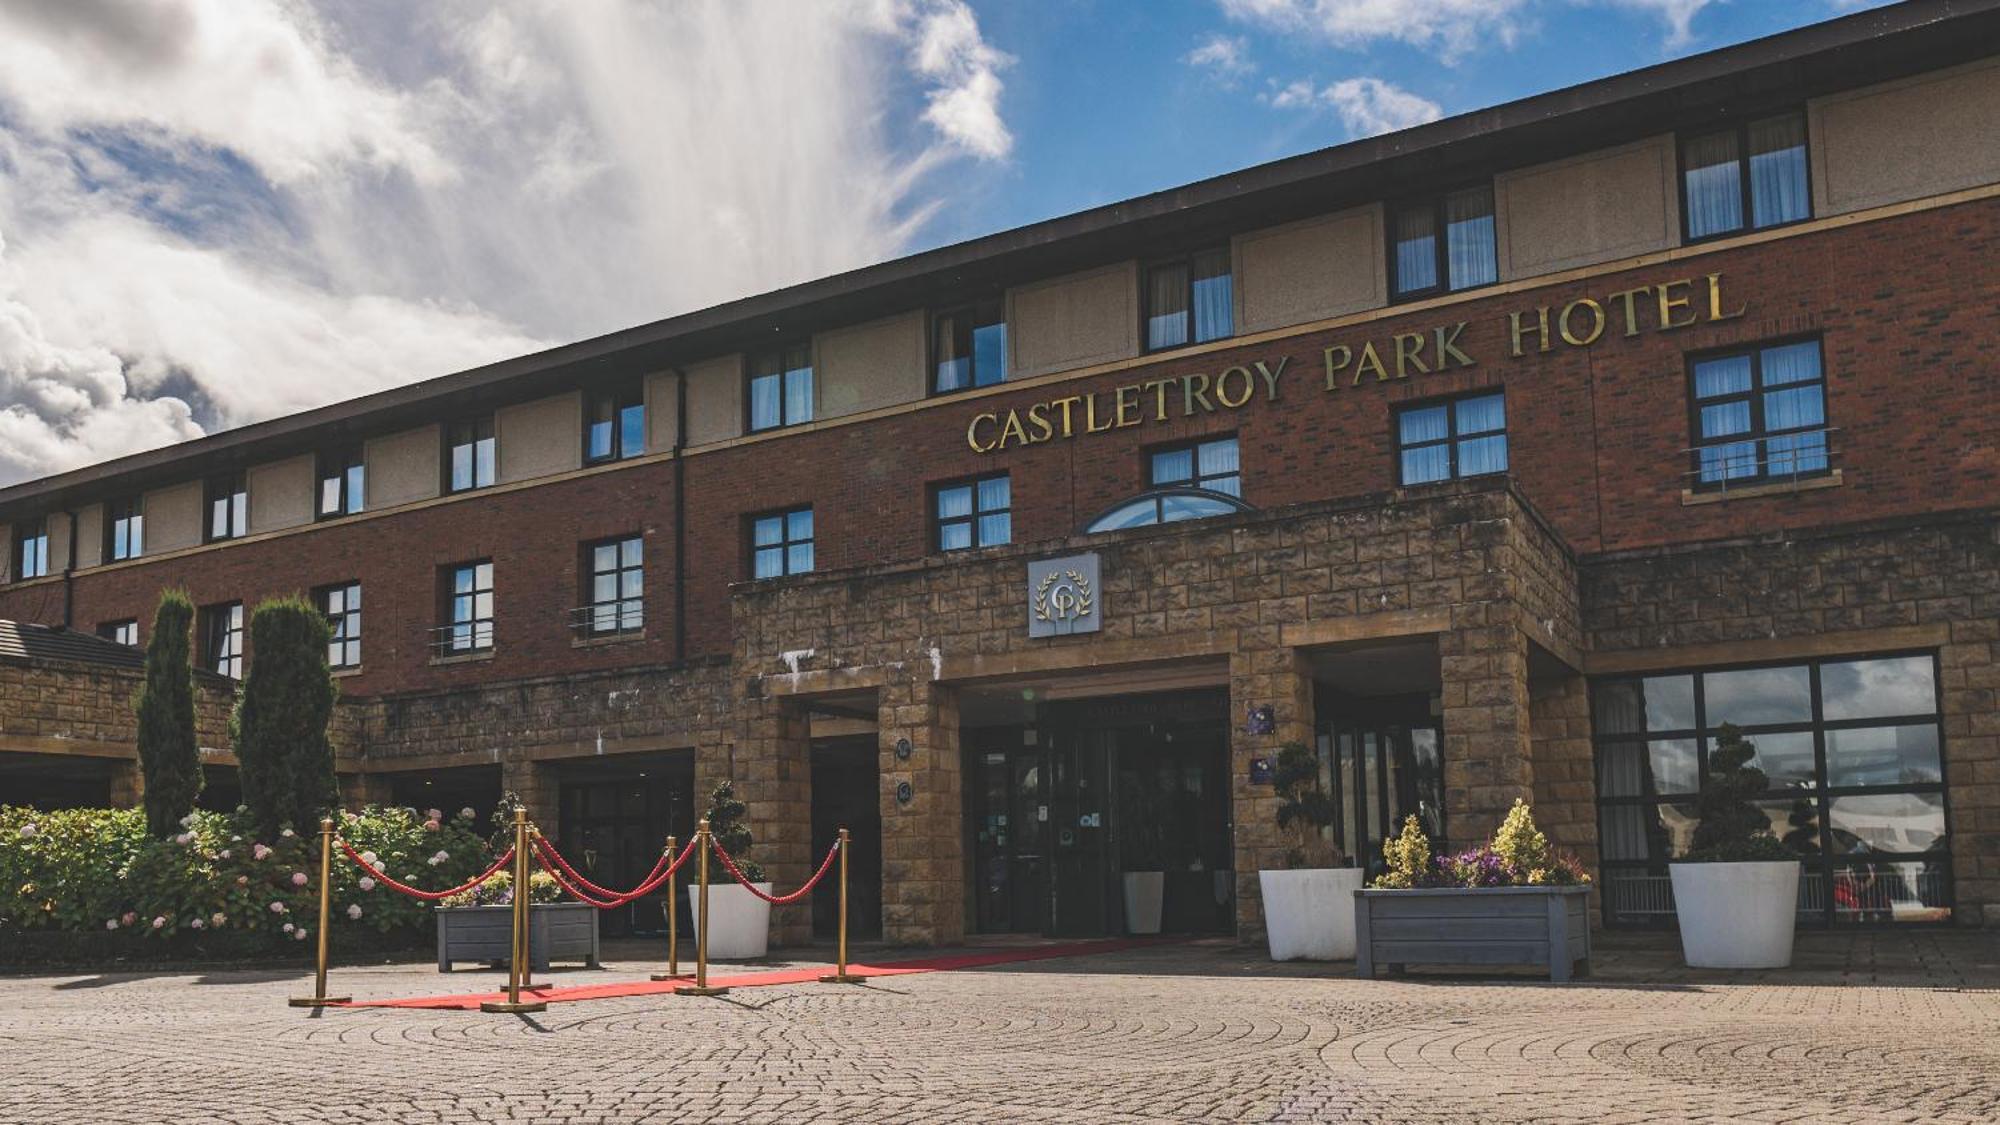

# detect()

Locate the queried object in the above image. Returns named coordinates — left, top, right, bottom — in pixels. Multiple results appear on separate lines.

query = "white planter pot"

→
left=1259, top=867, right=1365, bottom=961
left=1669, top=860, right=1800, bottom=969
left=1122, top=872, right=1165, bottom=935
left=688, top=882, right=773, bottom=960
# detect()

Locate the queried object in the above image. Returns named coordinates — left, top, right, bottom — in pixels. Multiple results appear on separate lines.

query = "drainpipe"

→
left=673, top=366, right=688, bottom=665
left=60, top=506, right=77, bottom=630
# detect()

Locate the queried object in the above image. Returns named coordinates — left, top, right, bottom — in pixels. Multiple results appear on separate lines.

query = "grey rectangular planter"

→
left=436, top=903, right=601, bottom=972
left=1354, top=885, right=1591, bottom=982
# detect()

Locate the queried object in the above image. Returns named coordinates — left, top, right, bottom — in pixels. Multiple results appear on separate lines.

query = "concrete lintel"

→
left=939, top=632, right=1237, bottom=683
left=1279, top=607, right=1451, bottom=650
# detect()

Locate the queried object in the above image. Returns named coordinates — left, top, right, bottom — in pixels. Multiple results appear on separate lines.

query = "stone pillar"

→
left=733, top=696, right=813, bottom=947
left=1939, top=622, right=1999, bottom=927
left=500, top=756, right=559, bottom=839
left=1228, top=645, right=1314, bottom=942
left=108, top=759, right=144, bottom=810
left=1528, top=669, right=1598, bottom=875
left=878, top=677, right=963, bottom=947
left=1440, top=618, right=1535, bottom=849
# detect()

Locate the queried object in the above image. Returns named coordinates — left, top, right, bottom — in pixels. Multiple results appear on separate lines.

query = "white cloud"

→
left=1265, top=77, right=1444, bottom=137
left=1219, top=0, right=1716, bottom=61
left=1186, top=34, right=1257, bottom=84
left=0, top=0, right=1013, bottom=485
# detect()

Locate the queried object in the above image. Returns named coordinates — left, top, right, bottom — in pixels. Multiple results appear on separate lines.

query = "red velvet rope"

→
left=531, top=835, right=697, bottom=909
left=534, top=836, right=676, bottom=901
left=709, top=835, right=841, bottom=906
left=337, top=838, right=514, bottom=902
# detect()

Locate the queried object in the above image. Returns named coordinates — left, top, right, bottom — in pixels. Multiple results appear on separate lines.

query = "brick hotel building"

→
left=3, top=2, right=1997, bottom=944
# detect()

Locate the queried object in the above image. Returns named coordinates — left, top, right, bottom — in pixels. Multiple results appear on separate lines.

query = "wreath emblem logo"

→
left=1033, top=568, right=1095, bottom=624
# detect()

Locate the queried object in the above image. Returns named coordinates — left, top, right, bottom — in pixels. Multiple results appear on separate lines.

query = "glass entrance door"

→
left=1320, top=697, right=1445, bottom=878
left=972, top=746, right=1049, bottom=933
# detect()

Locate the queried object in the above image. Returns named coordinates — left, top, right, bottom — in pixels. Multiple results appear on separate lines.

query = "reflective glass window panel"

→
left=104, top=620, right=138, bottom=647
left=1396, top=393, right=1507, bottom=485
left=1401, top=446, right=1451, bottom=486
left=585, top=385, right=645, bottom=463
left=205, top=603, right=244, bottom=678
left=584, top=535, right=643, bottom=634
left=15, top=521, right=50, bottom=580
left=1821, top=656, right=1936, bottom=721
left=320, top=583, right=362, bottom=669
left=1765, top=798, right=1822, bottom=855
left=1150, top=448, right=1194, bottom=486
left=1735, top=729, right=1818, bottom=791
left=1597, top=738, right=1697, bottom=797
left=1693, top=354, right=1753, bottom=399
left=1087, top=498, right=1161, bottom=532
left=1682, top=128, right=1744, bottom=239
left=1443, top=186, right=1497, bottom=291
left=752, top=507, right=814, bottom=578
left=318, top=449, right=364, bottom=517
left=1391, top=203, right=1437, bottom=296
left=1158, top=493, right=1240, bottom=523
left=447, top=419, right=495, bottom=492
left=108, top=497, right=144, bottom=561
left=1189, top=247, right=1233, bottom=344
left=1747, top=113, right=1809, bottom=228
left=749, top=347, right=813, bottom=431
left=206, top=475, right=248, bottom=542
left=1144, top=261, right=1189, bottom=350
left=1702, top=664, right=1812, bottom=726
left=446, top=562, right=494, bottom=652
left=1826, top=725, right=1942, bottom=787
left=935, top=475, right=1010, bottom=551
left=1143, top=248, right=1232, bottom=352
left=1828, top=792, right=1946, bottom=855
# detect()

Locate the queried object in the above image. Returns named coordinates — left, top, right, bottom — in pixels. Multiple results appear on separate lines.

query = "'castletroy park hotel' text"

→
left=965, top=273, right=1745, bottom=452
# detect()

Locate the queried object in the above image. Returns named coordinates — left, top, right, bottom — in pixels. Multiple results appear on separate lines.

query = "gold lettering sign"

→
left=968, top=272, right=1744, bottom=453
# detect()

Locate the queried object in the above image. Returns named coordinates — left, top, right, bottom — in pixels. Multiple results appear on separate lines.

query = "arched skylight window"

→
left=1083, top=487, right=1255, bottom=534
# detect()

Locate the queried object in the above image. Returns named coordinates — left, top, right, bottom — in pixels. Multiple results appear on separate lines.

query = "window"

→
left=586, top=384, right=646, bottom=463
left=934, top=475, right=1011, bottom=552
left=446, top=418, right=496, bottom=493
left=13, top=519, right=50, bottom=580
left=205, top=473, right=248, bottom=543
left=1144, top=248, right=1232, bottom=352
left=317, top=582, right=362, bottom=669
left=1681, top=111, right=1810, bottom=242
left=439, top=562, right=494, bottom=655
left=1688, top=338, right=1828, bottom=487
left=1150, top=436, right=1240, bottom=497
left=581, top=536, right=644, bottom=636
left=751, top=507, right=813, bottom=579
left=98, top=620, right=139, bottom=648
left=201, top=602, right=244, bottom=679
left=1593, top=653, right=1950, bottom=928
left=1396, top=392, right=1509, bottom=485
left=318, top=447, right=365, bottom=518
left=106, top=496, right=144, bottom=561
left=1084, top=489, right=1253, bottom=534
left=932, top=299, right=1007, bottom=394
left=1391, top=185, right=1497, bottom=300
left=748, top=345, right=813, bottom=432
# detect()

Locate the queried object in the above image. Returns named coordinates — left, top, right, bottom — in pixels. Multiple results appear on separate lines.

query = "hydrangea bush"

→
left=1372, top=800, right=1591, bottom=889
left=1, top=803, right=497, bottom=951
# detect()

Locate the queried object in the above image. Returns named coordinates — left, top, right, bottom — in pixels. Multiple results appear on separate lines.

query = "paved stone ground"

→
left=1, top=931, right=1997, bottom=1123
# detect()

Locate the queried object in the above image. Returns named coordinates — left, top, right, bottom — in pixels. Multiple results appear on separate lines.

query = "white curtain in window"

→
left=1443, top=187, right=1496, bottom=289
left=1683, top=130, right=1743, bottom=238
left=1455, top=393, right=1505, bottom=434
left=1147, top=263, right=1189, bottom=350
left=1393, top=206, right=1436, bottom=294
left=1759, top=341, right=1820, bottom=386
left=1747, top=114, right=1809, bottom=228
left=1398, top=405, right=1449, bottom=445
left=1190, top=249, right=1232, bottom=343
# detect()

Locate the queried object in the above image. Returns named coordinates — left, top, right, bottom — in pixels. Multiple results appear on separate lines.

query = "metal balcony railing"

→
left=1680, top=426, right=1841, bottom=492
left=568, top=600, right=644, bottom=638
left=428, top=621, right=494, bottom=657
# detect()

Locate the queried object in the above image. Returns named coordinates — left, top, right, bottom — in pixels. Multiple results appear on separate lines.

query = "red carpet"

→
left=343, top=937, right=1178, bottom=1010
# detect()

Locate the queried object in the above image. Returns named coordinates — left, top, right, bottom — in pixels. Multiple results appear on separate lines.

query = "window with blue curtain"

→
left=1392, top=185, right=1496, bottom=299
left=748, top=345, right=813, bottom=432
left=1396, top=392, right=1508, bottom=485
left=1690, top=338, right=1828, bottom=487
left=751, top=507, right=814, bottom=579
left=1144, top=248, right=1232, bottom=352
left=934, top=474, right=1010, bottom=551
left=1682, top=112, right=1809, bottom=242
left=1150, top=436, right=1240, bottom=497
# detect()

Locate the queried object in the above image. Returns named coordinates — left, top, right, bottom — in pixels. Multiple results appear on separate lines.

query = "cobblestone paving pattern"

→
left=1, top=933, right=1996, bottom=1123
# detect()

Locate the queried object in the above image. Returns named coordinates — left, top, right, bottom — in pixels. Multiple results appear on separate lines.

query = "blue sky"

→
left=0, top=1, right=1889, bottom=484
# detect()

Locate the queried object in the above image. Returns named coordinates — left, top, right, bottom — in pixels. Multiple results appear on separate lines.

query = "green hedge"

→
left=2, top=804, right=502, bottom=952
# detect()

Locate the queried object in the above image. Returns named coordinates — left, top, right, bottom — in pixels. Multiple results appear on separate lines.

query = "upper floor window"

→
left=751, top=507, right=814, bottom=580
left=1392, top=185, right=1497, bottom=300
left=1144, top=248, right=1232, bottom=352
left=201, top=601, right=244, bottom=679
left=586, top=383, right=646, bottom=464
left=581, top=535, right=644, bottom=636
left=935, top=474, right=1011, bottom=552
left=318, top=447, right=365, bottom=519
left=1150, top=436, right=1240, bottom=497
left=748, top=345, right=813, bottom=433
left=14, top=519, right=50, bottom=580
left=205, top=473, right=248, bottom=543
left=1397, top=392, right=1509, bottom=485
left=1682, top=112, right=1810, bottom=242
left=440, top=561, right=494, bottom=655
left=446, top=417, right=496, bottom=494
left=317, top=582, right=362, bottom=670
left=106, top=496, right=144, bottom=561
left=98, top=620, right=139, bottom=648
left=933, top=299, right=1007, bottom=394
left=1689, top=338, right=1828, bottom=488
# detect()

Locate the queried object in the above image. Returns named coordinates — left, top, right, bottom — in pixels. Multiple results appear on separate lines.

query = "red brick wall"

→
left=5, top=199, right=1998, bottom=688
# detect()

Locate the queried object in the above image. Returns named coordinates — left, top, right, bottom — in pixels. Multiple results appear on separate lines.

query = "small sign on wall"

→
left=1028, top=553, right=1101, bottom=638
left=1249, top=757, right=1274, bottom=785
left=1245, top=704, right=1276, bottom=736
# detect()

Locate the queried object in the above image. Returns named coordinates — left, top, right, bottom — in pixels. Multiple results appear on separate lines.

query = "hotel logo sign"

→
left=1028, top=553, right=1100, bottom=638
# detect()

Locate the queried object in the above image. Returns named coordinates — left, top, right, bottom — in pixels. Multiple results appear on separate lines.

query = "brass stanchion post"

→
left=289, top=817, right=351, bottom=1007
left=674, top=820, right=728, bottom=996
left=819, top=828, right=862, bottom=984
left=649, top=835, right=680, bottom=982
left=481, top=807, right=546, bottom=1014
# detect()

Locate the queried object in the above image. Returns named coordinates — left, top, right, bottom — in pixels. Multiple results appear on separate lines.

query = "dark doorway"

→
left=555, top=752, right=695, bottom=938
left=0, top=752, right=113, bottom=810
left=387, top=765, right=501, bottom=826
left=810, top=737, right=882, bottom=941
left=1318, top=693, right=1445, bottom=879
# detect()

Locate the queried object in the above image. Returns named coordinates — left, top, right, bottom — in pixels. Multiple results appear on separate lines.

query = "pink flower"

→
left=282, top=922, right=295, bottom=934
left=217, top=849, right=231, bottom=860
left=121, top=912, right=136, bottom=925
left=252, top=844, right=272, bottom=861
left=281, top=828, right=296, bottom=839
left=174, top=833, right=193, bottom=846
left=151, top=917, right=165, bottom=929
left=235, top=875, right=250, bottom=886
left=104, top=919, right=118, bottom=931
left=294, top=928, right=308, bottom=941
left=291, top=872, right=309, bottom=887
left=17, top=823, right=37, bottom=838
left=358, top=877, right=376, bottom=892
left=423, top=820, right=441, bottom=832
left=346, top=904, right=362, bottom=920
left=359, top=851, right=379, bottom=866
left=458, top=807, right=477, bottom=820
left=425, top=808, right=443, bottom=823
left=190, top=918, right=205, bottom=930
left=269, top=902, right=288, bottom=914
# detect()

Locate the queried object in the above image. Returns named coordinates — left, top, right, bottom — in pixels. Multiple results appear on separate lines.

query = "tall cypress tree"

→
left=234, top=597, right=337, bottom=837
left=135, top=590, right=202, bottom=837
